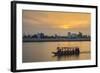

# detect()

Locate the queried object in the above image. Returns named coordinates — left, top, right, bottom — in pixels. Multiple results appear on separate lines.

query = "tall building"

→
left=68, top=32, right=71, bottom=38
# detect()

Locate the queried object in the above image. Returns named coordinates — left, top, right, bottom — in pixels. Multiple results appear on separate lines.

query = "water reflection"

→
left=52, top=54, right=80, bottom=61
left=23, top=41, right=91, bottom=62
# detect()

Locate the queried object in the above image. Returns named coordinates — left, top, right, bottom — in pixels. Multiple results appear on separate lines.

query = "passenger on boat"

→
left=61, top=48, right=64, bottom=55
left=70, top=48, right=74, bottom=55
left=65, top=49, right=69, bottom=55
left=64, top=48, right=67, bottom=55
left=67, top=48, right=70, bottom=55
left=72, top=48, right=75, bottom=55
left=57, top=47, right=61, bottom=54
left=75, top=47, right=80, bottom=54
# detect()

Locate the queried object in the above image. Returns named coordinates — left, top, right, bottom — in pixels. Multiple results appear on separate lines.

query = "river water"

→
left=22, top=41, right=91, bottom=63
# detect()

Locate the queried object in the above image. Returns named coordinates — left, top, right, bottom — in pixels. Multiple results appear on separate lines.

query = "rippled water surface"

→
left=23, top=41, right=91, bottom=63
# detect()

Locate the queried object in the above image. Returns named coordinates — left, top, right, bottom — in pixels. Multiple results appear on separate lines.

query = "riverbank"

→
left=23, top=39, right=90, bottom=42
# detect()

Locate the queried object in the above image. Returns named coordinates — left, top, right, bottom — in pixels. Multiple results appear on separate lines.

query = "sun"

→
left=59, top=25, right=71, bottom=29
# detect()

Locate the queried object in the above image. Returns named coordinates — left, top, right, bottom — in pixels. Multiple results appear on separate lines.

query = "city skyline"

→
left=23, top=32, right=91, bottom=42
left=23, top=32, right=90, bottom=37
left=22, top=10, right=91, bottom=36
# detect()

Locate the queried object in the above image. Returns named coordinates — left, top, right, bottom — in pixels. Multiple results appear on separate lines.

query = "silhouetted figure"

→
left=64, top=48, right=67, bottom=55
left=57, top=47, right=61, bottom=52
left=67, top=49, right=70, bottom=55
left=71, top=48, right=74, bottom=55
left=70, top=48, right=74, bottom=55
left=62, top=47, right=65, bottom=55
left=75, top=47, right=80, bottom=55
left=68, top=49, right=71, bottom=55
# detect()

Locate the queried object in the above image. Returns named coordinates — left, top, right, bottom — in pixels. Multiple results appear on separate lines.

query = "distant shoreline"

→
left=23, top=39, right=90, bottom=42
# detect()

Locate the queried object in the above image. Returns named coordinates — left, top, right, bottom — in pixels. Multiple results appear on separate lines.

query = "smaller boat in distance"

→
left=52, top=47, right=80, bottom=56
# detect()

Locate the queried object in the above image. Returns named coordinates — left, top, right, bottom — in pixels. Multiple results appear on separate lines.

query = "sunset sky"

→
left=22, top=10, right=91, bottom=36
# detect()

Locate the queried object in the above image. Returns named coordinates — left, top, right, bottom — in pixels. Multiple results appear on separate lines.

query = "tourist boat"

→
left=52, top=47, right=80, bottom=56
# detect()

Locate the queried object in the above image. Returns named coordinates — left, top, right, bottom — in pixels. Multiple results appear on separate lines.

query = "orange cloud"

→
left=23, top=10, right=91, bottom=35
